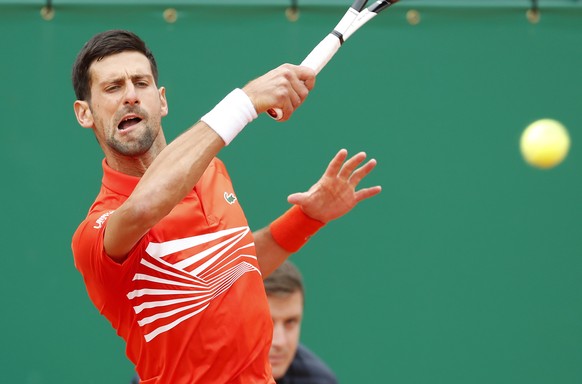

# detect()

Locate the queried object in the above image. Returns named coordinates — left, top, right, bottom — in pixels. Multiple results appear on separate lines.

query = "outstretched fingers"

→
left=349, top=158, right=378, bottom=187
left=354, top=185, right=382, bottom=203
left=347, top=155, right=381, bottom=202
left=338, top=151, right=368, bottom=181
left=324, top=149, right=349, bottom=177
left=328, top=150, right=376, bottom=187
left=288, top=149, right=381, bottom=223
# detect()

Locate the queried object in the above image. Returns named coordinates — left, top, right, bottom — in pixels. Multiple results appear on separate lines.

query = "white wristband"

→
left=200, top=88, right=258, bottom=145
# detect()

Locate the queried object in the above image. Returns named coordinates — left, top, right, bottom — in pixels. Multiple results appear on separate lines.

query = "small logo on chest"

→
left=224, top=192, right=237, bottom=205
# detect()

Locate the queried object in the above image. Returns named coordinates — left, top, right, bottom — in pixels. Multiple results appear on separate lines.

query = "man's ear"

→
left=73, top=100, right=94, bottom=128
left=159, top=87, right=169, bottom=117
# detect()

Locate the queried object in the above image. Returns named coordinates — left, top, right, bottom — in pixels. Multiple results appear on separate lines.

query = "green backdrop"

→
left=1, top=1, right=581, bottom=383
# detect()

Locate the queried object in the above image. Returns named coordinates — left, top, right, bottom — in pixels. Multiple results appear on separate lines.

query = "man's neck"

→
left=101, top=132, right=167, bottom=177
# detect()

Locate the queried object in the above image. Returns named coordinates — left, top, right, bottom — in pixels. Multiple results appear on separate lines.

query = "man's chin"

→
left=270, top=364, right=288, bottom=380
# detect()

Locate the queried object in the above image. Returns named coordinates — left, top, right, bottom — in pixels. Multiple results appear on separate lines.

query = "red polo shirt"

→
left=72, top=158, right=275, bottom=384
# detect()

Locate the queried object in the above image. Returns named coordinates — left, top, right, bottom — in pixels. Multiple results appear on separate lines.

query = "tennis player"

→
left=71, top=29, right=381, bottom=383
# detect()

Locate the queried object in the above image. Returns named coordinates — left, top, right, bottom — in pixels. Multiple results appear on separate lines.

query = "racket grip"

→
left=301, top=34, right=342, bottom=75
left=268, top=34, right=341, bottom=120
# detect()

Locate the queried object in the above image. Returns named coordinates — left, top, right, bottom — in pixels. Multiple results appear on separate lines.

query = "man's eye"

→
left=285, top=319, right=299, bottom=328
left=136, top=81, right=148, bottom=87
left=106, top=85, right=120, bottom=92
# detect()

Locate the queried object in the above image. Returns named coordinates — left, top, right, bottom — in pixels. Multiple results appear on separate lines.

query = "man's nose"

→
left=124, top=82, right=139, bottom=105
left=271, top=323, right=286, bottom=347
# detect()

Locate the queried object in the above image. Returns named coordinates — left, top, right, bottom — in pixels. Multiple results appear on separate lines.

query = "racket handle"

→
left=301, top=34, right=342, bottom=74
left=268, top=34, right=341, bottom=120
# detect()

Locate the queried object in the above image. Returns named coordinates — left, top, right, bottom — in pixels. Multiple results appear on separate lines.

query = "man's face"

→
left=268, top=291, right=303, bottom=380
left=76, top=51, right=168, bottom=157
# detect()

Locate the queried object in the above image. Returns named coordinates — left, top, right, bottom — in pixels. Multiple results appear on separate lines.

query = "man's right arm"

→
left=103, top=122, right=224, bottom=261
left=103, top=64, right=316, bottom=262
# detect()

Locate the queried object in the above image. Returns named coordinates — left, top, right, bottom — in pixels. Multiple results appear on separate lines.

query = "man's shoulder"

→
left=71, top=184, right=124, bottom=261
left=285, top=344, right=338, bottom=384
left=205, top=157, right=228, bottom=177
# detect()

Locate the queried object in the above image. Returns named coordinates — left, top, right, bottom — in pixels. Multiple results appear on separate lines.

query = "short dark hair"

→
left=264, top=261, right=304, bottom=299
left=72, top=29, right=158, bottom=101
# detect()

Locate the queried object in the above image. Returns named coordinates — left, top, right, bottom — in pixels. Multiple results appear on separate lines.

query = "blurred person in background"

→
left=265, top=261, right=338, bottom=384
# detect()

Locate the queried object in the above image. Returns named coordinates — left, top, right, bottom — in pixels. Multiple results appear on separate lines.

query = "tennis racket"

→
left=268, top=0, right=399, bottom=120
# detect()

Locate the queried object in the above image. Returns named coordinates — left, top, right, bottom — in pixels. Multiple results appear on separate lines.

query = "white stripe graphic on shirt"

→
left=127, top=226, right=259, bottom=342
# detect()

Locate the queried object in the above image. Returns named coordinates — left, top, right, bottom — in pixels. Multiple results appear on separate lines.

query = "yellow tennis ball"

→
left=520, top=118, right=570, bottom=169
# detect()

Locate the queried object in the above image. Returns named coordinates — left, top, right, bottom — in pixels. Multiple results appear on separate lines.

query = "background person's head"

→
left=264, top=261, right=304, bottom=380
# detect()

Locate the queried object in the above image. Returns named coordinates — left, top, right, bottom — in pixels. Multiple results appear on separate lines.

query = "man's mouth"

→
left=118, top=116, right=142, bottom=130
left=269, top=354, right=286, bottom=363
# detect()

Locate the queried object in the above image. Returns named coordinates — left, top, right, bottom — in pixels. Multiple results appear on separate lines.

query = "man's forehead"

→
left=268, top=291, right=304, bottom=316
left=90, top=51, right=153, bottom=81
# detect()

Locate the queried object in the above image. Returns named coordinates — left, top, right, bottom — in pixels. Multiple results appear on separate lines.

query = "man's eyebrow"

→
left=101, top=73, right=153, bottom=84
left=130, top=74, right=153, bottom=81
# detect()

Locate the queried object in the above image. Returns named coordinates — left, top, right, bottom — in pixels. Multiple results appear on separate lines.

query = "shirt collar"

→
left=101, top=158, right=140, bottom=197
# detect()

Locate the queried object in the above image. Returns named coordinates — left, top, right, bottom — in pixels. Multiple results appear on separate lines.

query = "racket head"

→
left=343, top=0, right=399, bottom=40
left=369, top=0, right=399, bottom=13
left=350, top=0, right=369, bottom=11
